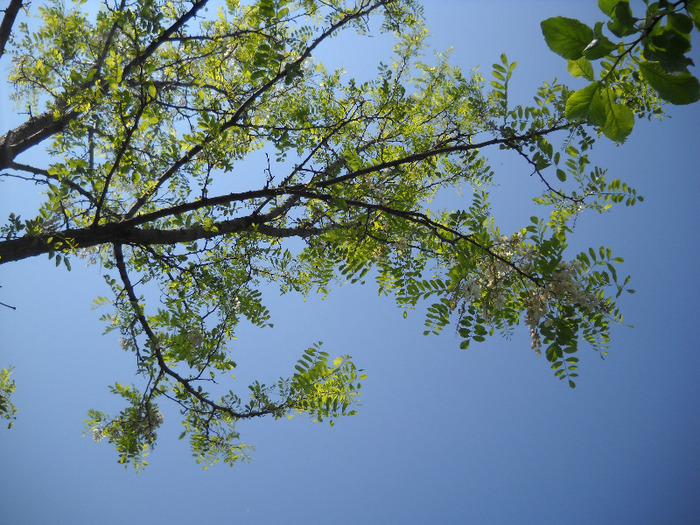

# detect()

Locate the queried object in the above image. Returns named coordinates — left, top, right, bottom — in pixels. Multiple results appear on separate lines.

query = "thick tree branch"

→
left=0, top=106, right=79, bottom=170
left=0, top=120, right=570, bottom=272
left=0, top=0, right=22, bottom=61
left=0, top=207, right=326, bottom=264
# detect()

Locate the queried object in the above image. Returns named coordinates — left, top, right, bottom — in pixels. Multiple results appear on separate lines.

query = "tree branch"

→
left=6, top=161, right=96, bottom=204
left=123, top=0, right=395, bottom=219
left=0, top=106, right=79, bottom=170
left=0, top=0, right=211, bottom=171
left=0, top=0, right=23, bottom=61
left=113, top=243, right=300, bottom=421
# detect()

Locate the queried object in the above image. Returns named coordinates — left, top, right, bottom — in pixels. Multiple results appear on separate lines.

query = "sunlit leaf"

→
left=541, top=17, right=594, bottom=60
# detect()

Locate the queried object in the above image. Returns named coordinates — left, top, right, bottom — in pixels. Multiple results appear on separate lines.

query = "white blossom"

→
left=452, top=231, right=605, bottom=354
left=187, top=329, right=204, bottom=347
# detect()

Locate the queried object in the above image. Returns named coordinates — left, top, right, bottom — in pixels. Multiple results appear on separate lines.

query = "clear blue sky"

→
left=1, top=1, right=699, bottom=524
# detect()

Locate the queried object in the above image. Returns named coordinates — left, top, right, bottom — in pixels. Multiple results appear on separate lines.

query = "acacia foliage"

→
left=0, top=0, right=694, bottom=469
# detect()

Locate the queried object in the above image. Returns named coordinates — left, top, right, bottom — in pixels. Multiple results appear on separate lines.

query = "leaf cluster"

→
left=0, top=0, right=662, bottom=467
left=542, top=0, right=700, bottom=141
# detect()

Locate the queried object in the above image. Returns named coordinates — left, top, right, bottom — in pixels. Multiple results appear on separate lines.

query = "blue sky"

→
left=1, top=1, right=699, bottom=524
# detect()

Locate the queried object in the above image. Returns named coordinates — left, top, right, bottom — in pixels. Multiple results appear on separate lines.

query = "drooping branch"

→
left=112, top=243, right=299, bottom=421
left=283, top=187, right=543, bottom=285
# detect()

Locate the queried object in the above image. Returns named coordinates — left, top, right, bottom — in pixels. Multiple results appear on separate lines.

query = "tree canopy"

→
left=0, top=0, right=697, bottom=469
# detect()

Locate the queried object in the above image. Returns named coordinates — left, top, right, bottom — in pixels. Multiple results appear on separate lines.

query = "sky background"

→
left=1, top=1, right=699, bottom=524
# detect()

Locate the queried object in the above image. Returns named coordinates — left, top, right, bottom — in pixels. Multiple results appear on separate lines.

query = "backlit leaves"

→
left=0, top=0, right=662, bottom=468
left=639, top=61, right=700, bottom=104
left=0, top=367, right=17, bottom=429
left=541, top=17, right=594, bottom=60
left=543, top=0, right=700, bottom=142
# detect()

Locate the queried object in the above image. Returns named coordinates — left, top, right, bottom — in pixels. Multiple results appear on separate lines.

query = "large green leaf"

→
left=651, top=27, right=692, bottom=55
left=541, top=17, right=594, bottom=60
left=607, top=2, right=635, bottom=37
left=639, top=61, right=700, bottom=104
left=598, top=88, right=634, bottom=142
left=667, top=13, right=694, bottom=35
left=643, top=45, right=695, bottom=74
left=566, top=83, right=634, bottom=142
left=565, top=82, right=606, bottom=125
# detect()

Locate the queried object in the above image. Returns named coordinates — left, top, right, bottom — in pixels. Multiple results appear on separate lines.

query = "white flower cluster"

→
left=92, top=427, right=105, bottom=443
left=153, top=411, right=165, bottom=427
left=454, top=233, right=538, bottom=316
left=524, top=259, right=604, bottom=355
left=228, top=295, right=242, bottom=312
left=187, top=328, right=204, bottom=347
left=91, top=410, right=164, bottom=444
left=454, top=233, right=605, bottom=355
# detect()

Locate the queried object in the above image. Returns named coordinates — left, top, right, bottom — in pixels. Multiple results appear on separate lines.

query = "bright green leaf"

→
left=567, top=57, right=595, bottom=80
left=667, top=13, right=694, bottom=34
left=597, top=0, right=619, bottom=16
left=688, top=0, right=700, bottom=31
left=607, top=2, right=635, bottom=37
left=598, top=89, right=635, bottom=142
left=541, top=17, right=594, bottom=60
left=565, top=82, right=606, bottom=125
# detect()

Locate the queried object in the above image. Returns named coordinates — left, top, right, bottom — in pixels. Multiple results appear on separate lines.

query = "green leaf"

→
left=565, top=82, right=606, bottom=125
left=667, top=13, right=694, bottom=35
left=568, top=81, right=634, bottom=141
left=598, top=89, right=635, bottom=142
left=328, top=197, right=348, bottom=211
left=607, top=2, right=635, bottom=37
left=643, top=45, right=695, bottom=74
left=541, top=17, right=594, bottom=60
left=567, top=57, right=595, bottom=81
left=688, top=0, right=700, bottom=31
left=597, top=0, right=619, bottom=16
left=639, top=61, right=700, bottom=104
left=651, top=28, right=691, bottom=55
